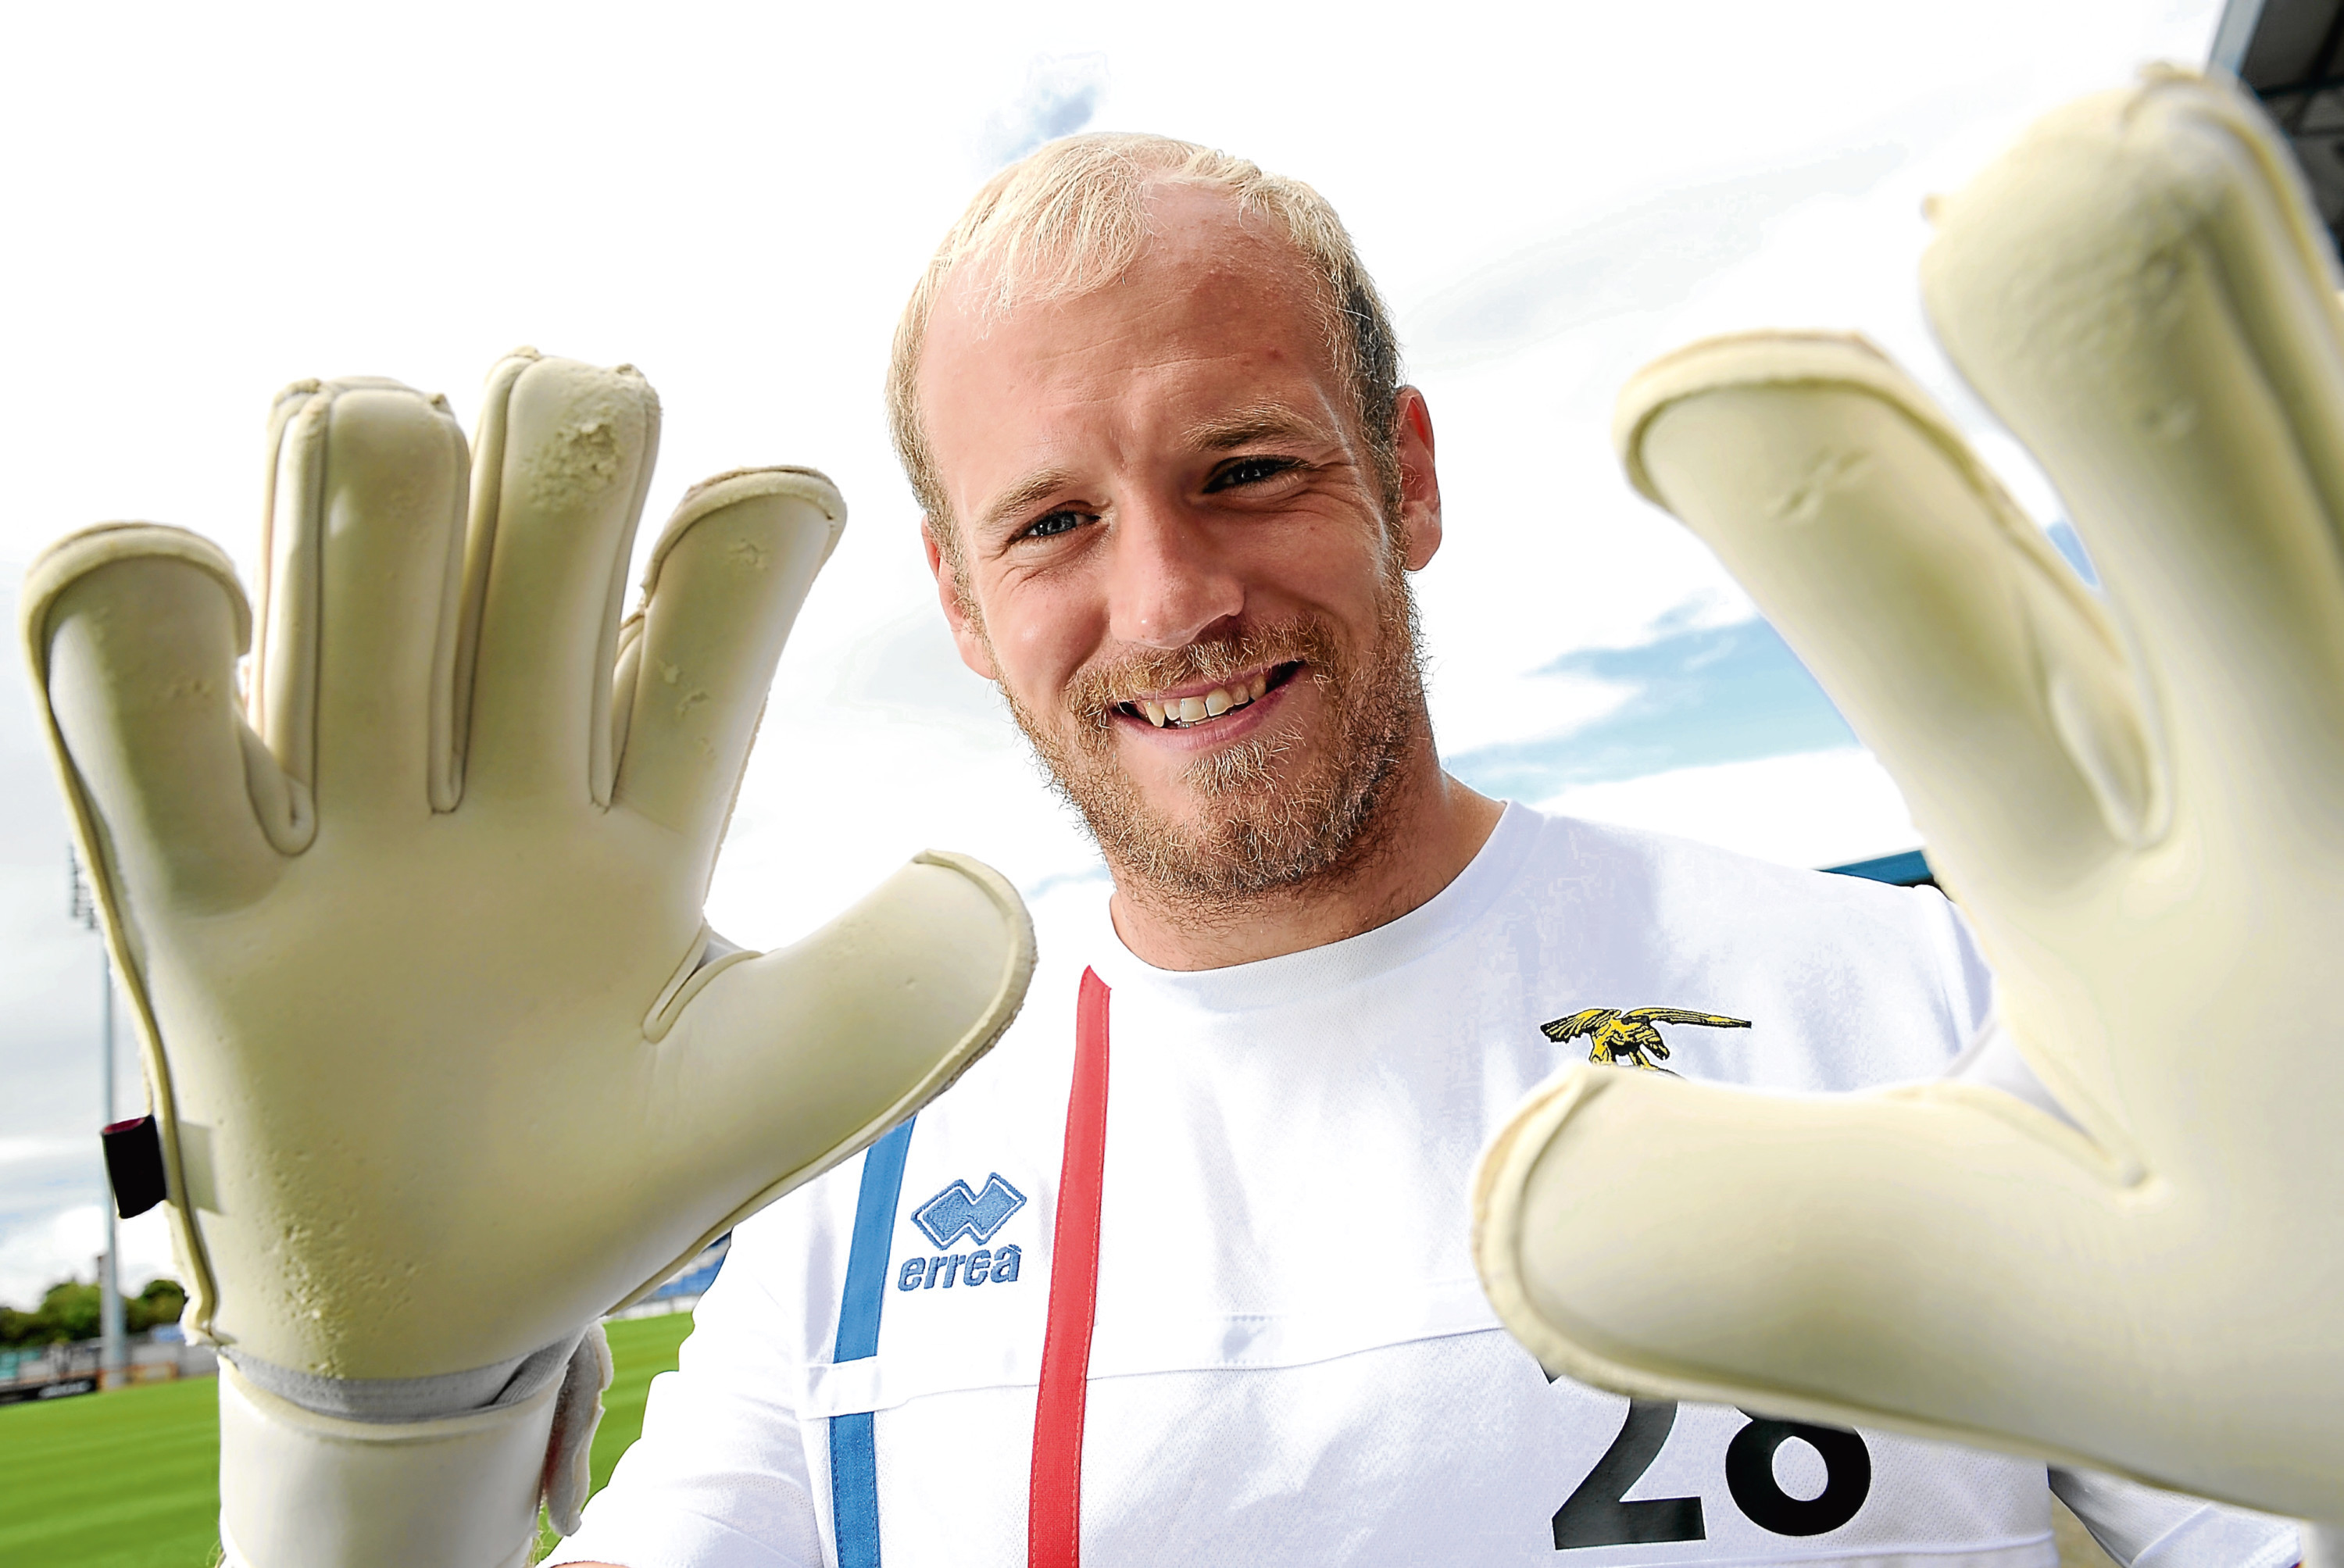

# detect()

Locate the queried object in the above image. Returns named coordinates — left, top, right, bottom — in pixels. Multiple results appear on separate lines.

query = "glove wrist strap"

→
left=216, top=1355, right=559, bottom=1568
left=225, top=1332, right=581, bottom=1423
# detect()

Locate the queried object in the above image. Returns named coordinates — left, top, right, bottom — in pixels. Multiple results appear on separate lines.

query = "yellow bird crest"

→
left=1540, top=1005, right=1752, bottom=1072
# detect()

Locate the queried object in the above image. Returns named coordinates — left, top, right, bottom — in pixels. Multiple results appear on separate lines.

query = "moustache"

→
left=1062, top=620, right=1340, bottom=727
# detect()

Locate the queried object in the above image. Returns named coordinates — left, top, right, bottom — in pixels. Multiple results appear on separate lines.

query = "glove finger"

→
left=586, top=850, right=1034, bottom=1315
left=1922, top=73, right=2344, bottom=861
left=456, top=351, right=659, bottom=809
left=613, top=467, right=845, bottom=843
left=23, top=526, right=290, bottom=913
left=252, top=380, right=469, bottom=821
left=1473, top=1064, right=2339, bottom=1520
left=1617, top=335, right=2155, bottom=894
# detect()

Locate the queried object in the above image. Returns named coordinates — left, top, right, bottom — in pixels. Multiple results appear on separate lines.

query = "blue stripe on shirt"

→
left=831, top=1118, right=915, bottom=1567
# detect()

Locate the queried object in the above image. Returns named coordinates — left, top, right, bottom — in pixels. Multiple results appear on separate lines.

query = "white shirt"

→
left=555, top=805, right=2298, bottom=1568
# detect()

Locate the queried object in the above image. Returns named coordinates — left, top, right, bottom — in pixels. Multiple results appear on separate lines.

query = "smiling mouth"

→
left=1117, top=663, right=1301, bottom=729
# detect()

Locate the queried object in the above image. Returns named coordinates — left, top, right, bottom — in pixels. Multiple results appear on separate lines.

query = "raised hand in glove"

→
left=1474, top=72, right=2343, bottom=1517
left=23, top=350, right=1033, bottom=1566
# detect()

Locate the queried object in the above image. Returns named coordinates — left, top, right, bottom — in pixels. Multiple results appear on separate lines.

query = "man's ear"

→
left=923, top=518, right=999, bottom=680
left=1394, top=387, right=1442, bottom=572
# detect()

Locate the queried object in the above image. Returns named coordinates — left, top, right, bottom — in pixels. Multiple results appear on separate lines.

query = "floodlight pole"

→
left=71, top=849, right=125, bottom=1389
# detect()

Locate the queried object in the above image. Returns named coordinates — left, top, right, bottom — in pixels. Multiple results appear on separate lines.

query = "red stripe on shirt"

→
left=1029, top=967, right=1112, bottom=1568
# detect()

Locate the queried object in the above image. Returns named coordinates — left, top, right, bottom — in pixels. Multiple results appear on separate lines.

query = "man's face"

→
left=917, top=184, right=1442, bottom=904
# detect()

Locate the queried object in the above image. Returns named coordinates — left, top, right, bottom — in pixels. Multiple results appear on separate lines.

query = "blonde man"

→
left=553, top=135, right=2295, bottom=1568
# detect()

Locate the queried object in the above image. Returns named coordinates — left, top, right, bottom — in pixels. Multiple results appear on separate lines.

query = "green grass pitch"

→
left=0, top=1312, right=696, bottom=1566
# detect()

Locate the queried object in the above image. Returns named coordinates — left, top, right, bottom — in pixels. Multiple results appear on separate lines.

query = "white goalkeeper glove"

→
left=1475, top=71, right=2342, bottom=1518
left=23, top=350, right=1033, bottom=1566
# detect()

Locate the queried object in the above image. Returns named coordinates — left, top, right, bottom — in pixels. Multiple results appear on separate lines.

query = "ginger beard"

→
left=986, top=546, right=1429, bottom=909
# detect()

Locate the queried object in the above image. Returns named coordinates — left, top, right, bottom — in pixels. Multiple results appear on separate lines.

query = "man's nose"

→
left=1104, top=495, right=1244, bottom=649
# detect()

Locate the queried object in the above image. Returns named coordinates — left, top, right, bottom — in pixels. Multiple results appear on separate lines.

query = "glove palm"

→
left=26, top=351, right=1031, bottom=1561
left=1475, top=73, right=2343, bottom=1516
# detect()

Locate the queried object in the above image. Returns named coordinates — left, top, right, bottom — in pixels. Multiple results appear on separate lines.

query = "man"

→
left=552, top=135, right=2299, bottom=1567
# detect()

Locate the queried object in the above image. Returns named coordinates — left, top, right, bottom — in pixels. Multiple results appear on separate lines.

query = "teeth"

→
left=1131, top=670, right=1278, bottom=728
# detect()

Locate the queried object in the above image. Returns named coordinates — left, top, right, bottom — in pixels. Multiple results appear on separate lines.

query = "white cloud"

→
left=0, top=1139, right=85, bottom=1166
left=979, top=53, right=1112, bottom=169
left=0, top=1204, right=180, bottom=1311
left=1537, top=748, right=1921, bottom=872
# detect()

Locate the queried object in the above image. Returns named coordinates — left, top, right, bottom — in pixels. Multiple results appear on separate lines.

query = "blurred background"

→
left=0, top=0, right=2289, bottom=1559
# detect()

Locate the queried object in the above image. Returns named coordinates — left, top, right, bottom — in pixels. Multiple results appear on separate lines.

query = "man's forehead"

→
left=911, top=180, right=1363, bottom=549
left=922, top=183, right=1327, bottom=381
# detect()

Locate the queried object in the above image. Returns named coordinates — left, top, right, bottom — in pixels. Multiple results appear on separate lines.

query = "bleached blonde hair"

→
left=887, top=132, right=1403, bottom=572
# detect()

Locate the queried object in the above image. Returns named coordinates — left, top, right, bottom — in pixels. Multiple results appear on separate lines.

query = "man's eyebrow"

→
left=1184, top=404, right=1342, bottom=452
left=974, top=467, right=1081, bottom=541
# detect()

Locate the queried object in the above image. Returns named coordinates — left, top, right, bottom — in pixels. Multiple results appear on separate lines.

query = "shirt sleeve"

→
left=1926, top=888, right=2089, bottom=1126
left=545, top=1216, right=827, bottom=1568
left=1918, top=883, right=1996, bottom=1048
left=2052, top=1467, right=2302, bottom=1567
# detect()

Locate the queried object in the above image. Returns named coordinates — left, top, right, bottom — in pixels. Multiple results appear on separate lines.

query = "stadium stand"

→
left=2214, top=0, right=2344, bottom=255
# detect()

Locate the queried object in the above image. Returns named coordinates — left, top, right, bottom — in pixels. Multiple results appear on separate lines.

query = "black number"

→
left=1552, top=1400, right=1707, bottom=1549
left=1724, top=1412, right=1871, bottom=1537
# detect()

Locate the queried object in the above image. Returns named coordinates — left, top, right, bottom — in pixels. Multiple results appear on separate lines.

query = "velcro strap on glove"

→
left=217, top=1326, right=611, bottom=1567
left=228, top=1331, right=581, bottom=1423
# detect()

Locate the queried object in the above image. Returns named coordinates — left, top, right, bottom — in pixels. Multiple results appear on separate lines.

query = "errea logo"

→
left=898, top=1174, right=1027, bottom=1292
left=913, top=1173, right=1025, bottom=1247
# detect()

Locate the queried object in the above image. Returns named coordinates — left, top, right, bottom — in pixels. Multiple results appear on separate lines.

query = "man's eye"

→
left=1024, top=510, right=1084, bottom=540
left=1206, top=456, right=1299, bottom=492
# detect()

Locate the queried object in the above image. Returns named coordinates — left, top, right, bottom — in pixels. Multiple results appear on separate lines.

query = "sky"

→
left=0, top=0, right=2222, bottom=1309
